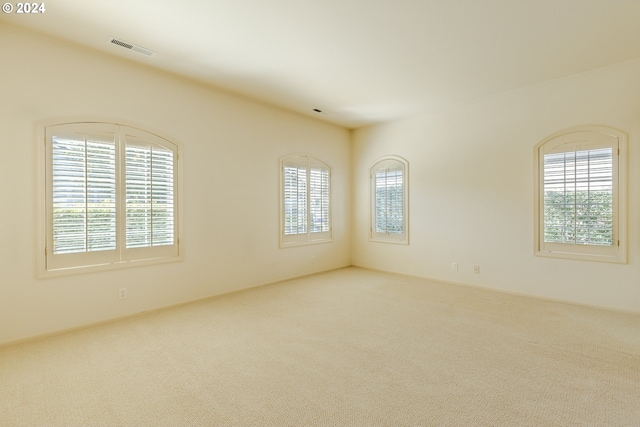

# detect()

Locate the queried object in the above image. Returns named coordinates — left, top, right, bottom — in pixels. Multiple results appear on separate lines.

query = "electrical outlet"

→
left=118, top=287, right=128, bottom=300
left=310, top=256, right=316, bottom=264
left=451, top=262, right=458, bottom=271
left=474, top=266, right=480, bottom=274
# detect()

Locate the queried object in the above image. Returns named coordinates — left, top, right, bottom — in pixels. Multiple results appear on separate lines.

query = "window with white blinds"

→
left=124, top=138, right=175, bottom=250
left=534, top=126, right=626, bottom=263
left=370, top=156, right=408, bottom=243
left=281, top=155, right=331, bottom=246
left=42, top=122, right=180, bottom=274
left=51, top=128, right=117, bottom=256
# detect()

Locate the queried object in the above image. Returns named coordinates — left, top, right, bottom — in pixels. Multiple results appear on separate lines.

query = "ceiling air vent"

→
left=110, top=38, right=155, bottom=57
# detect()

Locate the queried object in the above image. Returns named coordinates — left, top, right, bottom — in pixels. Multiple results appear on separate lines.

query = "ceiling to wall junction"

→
left=3, top=0, right=640, bottom=128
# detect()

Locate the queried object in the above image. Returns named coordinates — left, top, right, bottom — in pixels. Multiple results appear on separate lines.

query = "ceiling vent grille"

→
left=110, top=38, right=155, bottom=57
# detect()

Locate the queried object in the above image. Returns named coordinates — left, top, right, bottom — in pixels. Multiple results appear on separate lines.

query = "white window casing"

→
left=370, top=156, right=409, bottom=244
left=280, top=155, right=332, bottom=247
left=38, top=121, right=181, bottom=276
left=534, top=126, right=627, bottom=263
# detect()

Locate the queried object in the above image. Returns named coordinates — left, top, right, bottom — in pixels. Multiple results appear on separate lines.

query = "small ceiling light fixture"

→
left=110, top=38, right=156, bottom=57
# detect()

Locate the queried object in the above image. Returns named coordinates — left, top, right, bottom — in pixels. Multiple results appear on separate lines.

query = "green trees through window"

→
left=543, top=148, right=613, bottom=246
left=535, top=126, right=626, bottom=263
left=374, top=168, right=404, bottom=234
left=370, top=156, right=408, bottom=244
left=42, top=122, right=180, bottom=274
left=281, top=155, right=331, bottom=246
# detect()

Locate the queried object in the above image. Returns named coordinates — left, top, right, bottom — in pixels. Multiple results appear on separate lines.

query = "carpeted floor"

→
left=2, top=267, right=640, bottom=426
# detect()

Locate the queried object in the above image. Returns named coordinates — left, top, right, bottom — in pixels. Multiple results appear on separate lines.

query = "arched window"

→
left=280, top=154, right=331, bottom=247
left=39, top=121, right=181, bottom=275
left=534, top=126, right=626, bottom=263
left=370, top=156, right=409, bottom=244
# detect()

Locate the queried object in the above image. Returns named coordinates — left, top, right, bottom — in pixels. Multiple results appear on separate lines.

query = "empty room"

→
left=1, top=1, right=639, bottom=425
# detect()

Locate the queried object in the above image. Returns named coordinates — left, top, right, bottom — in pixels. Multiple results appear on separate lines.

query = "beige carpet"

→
left=1, top=267, right=640, bottom=426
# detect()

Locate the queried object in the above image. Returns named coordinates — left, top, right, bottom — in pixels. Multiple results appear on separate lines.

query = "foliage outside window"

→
left=534, top=126, right=626, bottom=263
left=281, top=155, right=331, bottom=246
left=370, top=156, right=408, bottom=244
left=39, top=122, right=181, bottom=276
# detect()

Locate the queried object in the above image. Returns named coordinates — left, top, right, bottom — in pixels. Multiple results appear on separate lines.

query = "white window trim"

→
left=533, top=125, right=627, bottom=264
left=370, top=155, right=409, bottom=244
left=279, top=154, right=332, bottom=248
left=36, top=118, right=183, bottom=278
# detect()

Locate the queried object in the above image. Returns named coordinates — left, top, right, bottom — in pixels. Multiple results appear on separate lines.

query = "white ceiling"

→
left=4, top=0, right=640, bottom=128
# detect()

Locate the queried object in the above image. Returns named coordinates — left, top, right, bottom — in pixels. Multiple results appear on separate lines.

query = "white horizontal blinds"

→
left=281, top=155, right=331, bottom=246
left=309, top=159, right=330, bottom=234
left=46, top=123, right=119, bottom=270
left=150, top=147, right=175, bottom=245
left=374, top=166, right=404, bottom=234
left=51, top=134, right=116, bottom=253
left=125, top=144, right=152, bottom=247
left=543, top=148, right=613, bottom=246
left=123, top=128, right=176, bottom=257
left=370, top=157, right=408, bottom=243
left=45, top=123, right=179, bottom=272
left=539, top=130, right=619, bottom=257
left=283, top=157, right=308, bottom=236
left=124, top=143, right=174, bottom=247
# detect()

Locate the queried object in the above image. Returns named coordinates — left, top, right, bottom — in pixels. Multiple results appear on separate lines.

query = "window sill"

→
left=280, top=238, right=333, bottom=249
left=37, top=255, right=183, bottom=279
left=534, top=249, right=626, bottom=264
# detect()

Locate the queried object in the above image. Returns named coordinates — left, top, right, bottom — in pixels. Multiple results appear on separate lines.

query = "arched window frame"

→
left=280, top=154, right=332, bottom=247
left=370, top=155, right=409, bottom=244
left=37, top=120, right=182, bottom=277
left=533, top=125, right=627, bottom=263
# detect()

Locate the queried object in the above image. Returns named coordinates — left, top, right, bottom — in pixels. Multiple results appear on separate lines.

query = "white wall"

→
left=0, top=24, right=351, bottom=345
left=352, top=59, right=640, bottom=313
left=3, top=22, right=639, bottom=346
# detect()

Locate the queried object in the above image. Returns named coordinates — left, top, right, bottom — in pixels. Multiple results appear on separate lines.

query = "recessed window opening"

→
left=370, top=156, right=409, bottom=244
left=39, top=121, right=181, bottom=276
left=534, top=126, right=626, bottom=263
left=280, top=154, right=332, bottom=247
